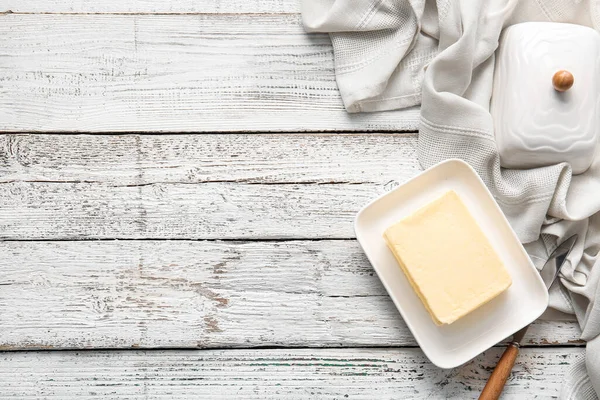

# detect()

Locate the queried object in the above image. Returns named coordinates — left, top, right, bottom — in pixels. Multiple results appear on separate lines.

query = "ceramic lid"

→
left=491, top=22, right=600, bottom=174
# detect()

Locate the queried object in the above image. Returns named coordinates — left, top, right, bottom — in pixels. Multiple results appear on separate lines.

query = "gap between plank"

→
left=0, top=343, right=585, bottom=353
left=0, top=130, right=419, bottom=135
left=0, top=238, right=358, bottom=242
left=0, top=180, right=369, bottom=186
left=0, top=11, right=300, bottom=16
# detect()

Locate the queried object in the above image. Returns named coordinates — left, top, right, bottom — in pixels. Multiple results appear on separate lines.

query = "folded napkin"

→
left=302, top=0, right=600, bottom=398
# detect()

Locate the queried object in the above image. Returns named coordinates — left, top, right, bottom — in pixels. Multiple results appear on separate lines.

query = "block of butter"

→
left=383, top=190, right=512, bottom=326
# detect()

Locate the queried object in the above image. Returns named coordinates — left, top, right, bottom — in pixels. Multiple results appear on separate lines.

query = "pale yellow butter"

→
left=383, top=190, right=511, bottom=325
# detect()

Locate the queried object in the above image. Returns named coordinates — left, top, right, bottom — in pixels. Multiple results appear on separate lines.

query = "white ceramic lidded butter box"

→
left=491, top=22, right=600, bottom=174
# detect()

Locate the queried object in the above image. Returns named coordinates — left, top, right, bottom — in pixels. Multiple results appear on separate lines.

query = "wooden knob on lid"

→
left=553, top=70, right=574, bottom=92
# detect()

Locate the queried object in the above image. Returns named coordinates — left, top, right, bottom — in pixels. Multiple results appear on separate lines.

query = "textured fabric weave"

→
left=302, top=0, right=600, bottom=398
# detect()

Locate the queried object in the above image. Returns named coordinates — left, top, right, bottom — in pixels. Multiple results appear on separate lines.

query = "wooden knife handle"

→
left=478, top=343, right=519, bottom=400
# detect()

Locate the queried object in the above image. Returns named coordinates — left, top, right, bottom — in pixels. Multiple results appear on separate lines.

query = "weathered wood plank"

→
left=0, top=134, right=420, bottom=185
left=0, top=348, right=583, bottom=399
left=0, top=241, right=581, bottom=350
left=0, top=134, right=420, bottom=240
left=0, top=181, right=393, bottom=240
left=0, top=14, right=420, bottom=133
left=3, top=0, right=301, bottom=14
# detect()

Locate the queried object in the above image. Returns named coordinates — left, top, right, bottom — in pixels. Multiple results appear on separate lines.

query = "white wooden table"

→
left=0, top=2, right=584, bottom=398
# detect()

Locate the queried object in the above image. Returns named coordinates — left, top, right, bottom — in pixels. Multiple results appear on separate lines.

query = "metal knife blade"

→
left=511, top=234, right=578, bottom=345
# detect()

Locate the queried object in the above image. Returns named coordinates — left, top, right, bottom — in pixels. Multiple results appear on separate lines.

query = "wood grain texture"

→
left=0, top=180, right=393, bottom=240
left=0, top=134, right=422, bottom=240
left=0, top=241, right=581, bottom=350
left=3, top=0, right=301, bottom=14
left=0, top=348, right=583, bottom=399
left=0, top=14, right=420, bottom=133
left=0, top=134, right=420, bottom=185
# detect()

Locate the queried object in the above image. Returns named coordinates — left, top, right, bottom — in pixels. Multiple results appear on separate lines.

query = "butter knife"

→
left=479, top=234, right=578, bottom=400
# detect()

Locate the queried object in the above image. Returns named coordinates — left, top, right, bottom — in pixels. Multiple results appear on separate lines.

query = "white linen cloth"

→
left=302, top=1, right=600, bottom=398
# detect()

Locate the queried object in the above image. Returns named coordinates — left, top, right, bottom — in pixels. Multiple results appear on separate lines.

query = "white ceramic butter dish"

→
left=491, top=22, right=600, bottom=174
left=354, top=159, right=548, bottom=369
